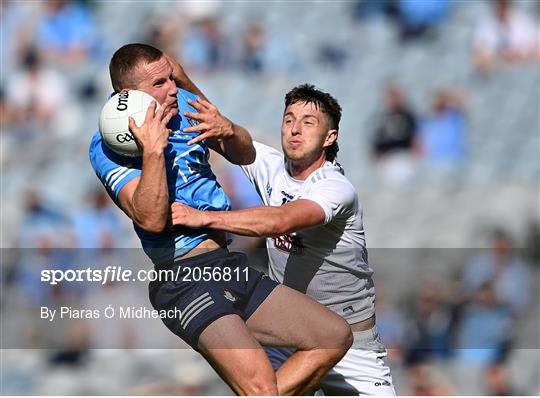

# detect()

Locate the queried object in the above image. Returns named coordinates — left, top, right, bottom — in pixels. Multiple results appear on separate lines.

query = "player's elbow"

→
left=136, top=219, right=167, bottom=234
left=129, top=203, right=169, bottom=233
left=242, top=147, right=256, bottom=165
left=231, top=147, right=256, bottom=165
left=247, top=218, right=283, bottom=238
left=250, top=226, right=271, bottom=238
left=264, top=215, right=289, bottom=237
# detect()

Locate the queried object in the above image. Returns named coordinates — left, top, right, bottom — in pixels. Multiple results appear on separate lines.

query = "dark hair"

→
left=284, top=84, right=341, bottom=161
left=109, top=43, right=163, bottom=92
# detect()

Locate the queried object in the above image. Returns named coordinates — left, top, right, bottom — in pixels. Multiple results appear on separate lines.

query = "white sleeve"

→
left=301, top=176, right=356, bottom=224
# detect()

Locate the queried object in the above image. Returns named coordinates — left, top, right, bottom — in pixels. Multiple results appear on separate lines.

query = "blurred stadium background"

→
left=1, top=0, right=539, bottom=395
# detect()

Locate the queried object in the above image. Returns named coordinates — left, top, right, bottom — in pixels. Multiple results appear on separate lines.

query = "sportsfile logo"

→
left=40, top=266, right=180, bottom=285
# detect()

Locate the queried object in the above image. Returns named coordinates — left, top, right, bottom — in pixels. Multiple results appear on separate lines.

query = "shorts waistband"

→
left=351, top=326, right=386, bottom=351
left=156, top=247, right=230, bottom=270
left=352, top=326, right=379, bottom=344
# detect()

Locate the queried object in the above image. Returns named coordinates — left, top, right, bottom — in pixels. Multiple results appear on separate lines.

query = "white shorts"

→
left=266, top=326, right=396, bottom=396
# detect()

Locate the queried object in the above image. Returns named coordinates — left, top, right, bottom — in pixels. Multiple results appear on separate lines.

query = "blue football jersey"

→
left=89, top=89, right=231, bottom=265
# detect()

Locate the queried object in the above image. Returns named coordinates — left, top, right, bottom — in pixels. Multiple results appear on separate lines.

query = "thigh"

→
left=264, top=346, right=294, bottom=371
left=149, top=249, right=265, bottom=350
left=197, top=314, right=277, bottom=395
left=149, top=277, right=241, bottom=350
left=246, top=284, right=350, bottom=350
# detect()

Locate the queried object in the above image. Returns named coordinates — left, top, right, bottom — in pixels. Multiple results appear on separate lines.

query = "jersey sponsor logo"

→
left=280, top=190, right=294, bottom=206
left=116, top=91, right=129, bottom=111
left=273, top=232, right=304, bottom=254
left=281, top=190, right=294, bottom=201
left=115, top=132, right=135, bottom=143
left=223, top=290, right=236, bottom=302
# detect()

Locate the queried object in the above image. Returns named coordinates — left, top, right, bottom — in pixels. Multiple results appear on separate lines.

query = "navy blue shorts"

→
left=148, top=248, right=278, bottom=350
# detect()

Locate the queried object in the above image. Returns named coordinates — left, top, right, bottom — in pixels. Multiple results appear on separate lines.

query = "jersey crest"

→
left=273, top=232, right=304, bottom=254
left=187, top=117, right=199, bottom=127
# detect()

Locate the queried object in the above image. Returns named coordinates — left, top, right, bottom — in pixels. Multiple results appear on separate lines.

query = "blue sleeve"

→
left=89, top=133, right=141, bottom=200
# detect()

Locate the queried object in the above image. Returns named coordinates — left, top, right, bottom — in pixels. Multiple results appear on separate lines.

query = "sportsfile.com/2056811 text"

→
left=40, top=265, right=250, bottom=285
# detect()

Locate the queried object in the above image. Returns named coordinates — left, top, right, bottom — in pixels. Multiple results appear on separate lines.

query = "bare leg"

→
left=197, top=314, right=278, bottom=396
left=246, top=285, right=352, bottom=395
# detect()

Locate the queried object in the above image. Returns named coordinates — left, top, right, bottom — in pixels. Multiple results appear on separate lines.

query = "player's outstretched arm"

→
left=117, top=102, right=174, bottom=233
left=183, top=98, right=255, bottom=165
left=171, top=199, right=325, bottom=237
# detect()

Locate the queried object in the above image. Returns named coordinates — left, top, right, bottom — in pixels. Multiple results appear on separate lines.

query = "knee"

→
left=323, top=317, right=352, bottom=363
left=242, top=374, right=278, bottom=396
left=316, top=315, right=353, bottom=353
left=300, top=317, right=352, bottom=367
left=335, top=318, right=353, bottom=353
left=235, top=367, right=277, bottom=396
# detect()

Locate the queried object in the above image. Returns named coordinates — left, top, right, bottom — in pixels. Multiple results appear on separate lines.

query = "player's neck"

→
left=286, top=156, right=326, bottom=181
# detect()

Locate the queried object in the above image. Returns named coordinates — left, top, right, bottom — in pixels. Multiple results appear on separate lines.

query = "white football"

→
left=99, top=90, right=160, bottom=157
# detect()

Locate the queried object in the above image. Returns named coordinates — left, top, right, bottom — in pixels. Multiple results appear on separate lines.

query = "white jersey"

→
left=242, top=142, right=376, bottom=324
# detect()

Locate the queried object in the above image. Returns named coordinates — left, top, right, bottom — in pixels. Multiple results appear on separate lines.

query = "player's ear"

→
left=323, top=129, right=338, bottom=148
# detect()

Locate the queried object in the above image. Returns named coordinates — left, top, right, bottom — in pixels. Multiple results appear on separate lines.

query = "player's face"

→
left=281, top=101, right=336, bottom=164
left=133, top=56, right=179, bottom=116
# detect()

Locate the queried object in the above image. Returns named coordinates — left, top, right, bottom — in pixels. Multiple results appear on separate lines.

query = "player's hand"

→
left=183, top=98, right=234, bottom=145
left=170, top=202, right=207, bottom=229
left=128, top=101, right=174, bottom=154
